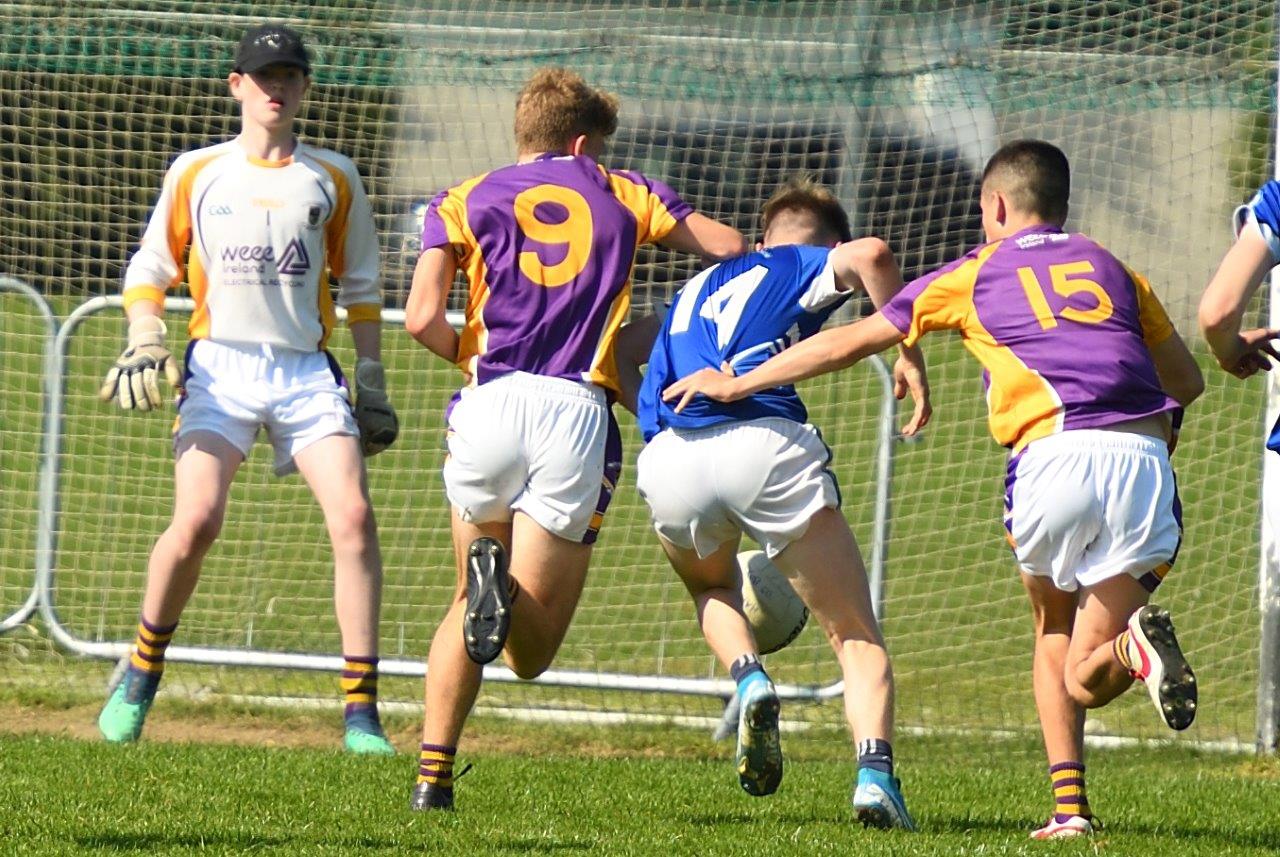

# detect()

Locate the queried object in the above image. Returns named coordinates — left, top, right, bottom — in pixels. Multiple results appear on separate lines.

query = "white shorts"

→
left=175, top=339, right=357, bottom=477
left=443, top=372, right=621, bottom=545
left=1005, top=429, right=1181, bottom=592
left=636, top=417, right=840, bottom=559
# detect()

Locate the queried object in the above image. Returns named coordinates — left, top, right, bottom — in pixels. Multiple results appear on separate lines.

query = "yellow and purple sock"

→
left=128, top=617, right=177, bottom=679
left=341, top=655, right=382, bottom=733
left=1050, top=761, right=1091, bottom=823
left=418, top=742, right=457, bottom=790
left=1114, top=629, right=1136, bottom=674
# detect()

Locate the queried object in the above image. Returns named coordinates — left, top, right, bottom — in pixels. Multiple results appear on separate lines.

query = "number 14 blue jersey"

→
left=638, top=244, right=849, bottom=441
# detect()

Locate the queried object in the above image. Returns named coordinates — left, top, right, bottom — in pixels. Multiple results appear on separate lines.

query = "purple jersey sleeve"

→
left=420, top=188, right=457, bottom=251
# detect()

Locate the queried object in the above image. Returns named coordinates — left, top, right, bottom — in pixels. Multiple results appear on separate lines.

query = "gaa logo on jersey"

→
left=307, top=205, right=322, bottom=228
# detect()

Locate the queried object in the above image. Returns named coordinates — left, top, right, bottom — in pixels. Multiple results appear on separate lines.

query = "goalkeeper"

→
left=665, top=141, right=1204, bottom=839
left=95, top=23, right=398, bottom=755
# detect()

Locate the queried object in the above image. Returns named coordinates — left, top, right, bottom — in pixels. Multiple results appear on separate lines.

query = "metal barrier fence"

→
left=34, top=295, right=898, bottom=705
left=1, top=277, right=56, bottom=634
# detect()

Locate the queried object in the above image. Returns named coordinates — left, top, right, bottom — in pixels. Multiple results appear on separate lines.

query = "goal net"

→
left=1, top=0, right=1271, bottom=747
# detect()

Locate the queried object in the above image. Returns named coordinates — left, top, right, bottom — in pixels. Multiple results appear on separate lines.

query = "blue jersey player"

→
left=626, top=179, right=929, bottom=829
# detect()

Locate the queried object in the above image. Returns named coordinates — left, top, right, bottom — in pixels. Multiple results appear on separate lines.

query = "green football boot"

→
left=98, top=669, right=160, bottom=744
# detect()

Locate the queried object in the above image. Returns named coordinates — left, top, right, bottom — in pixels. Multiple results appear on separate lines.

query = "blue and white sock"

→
left=730, top=653, right=769, bottom=697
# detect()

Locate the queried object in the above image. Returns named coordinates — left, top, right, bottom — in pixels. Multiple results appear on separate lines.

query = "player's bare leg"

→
left=773, top=508, right=891, bottom=742
left=1060, top=574, right=1148, bottom=707
left=413, top=514, right=511, bottom=810
left=774, top=507, right=911, bottom=830
left=1068, top=574, right=1196, bottom=730
left=1020, top=573, right=1097, bottom=839
left=659, top=534, right=781, bottom=797
left=140, top=432, right=242, bottom=625
left=99, top=431, right=241, bottom=743
left=296, top=434, right=391, bottom=754
left=657, top=535, right=752, bottom=667
left=296, top=435, right=382, bottom=660
left=500, top=511, right=593, bottom=679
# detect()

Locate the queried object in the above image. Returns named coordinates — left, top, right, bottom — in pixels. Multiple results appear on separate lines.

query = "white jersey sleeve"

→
left=310, top=148, right=382, bottom=324
left=122, top=145, right=231, bottom=311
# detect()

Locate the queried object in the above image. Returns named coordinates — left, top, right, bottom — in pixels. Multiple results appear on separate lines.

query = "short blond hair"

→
left=760, top=177, right=853, bottom=245
left=513, top=68, right=620, bottom=154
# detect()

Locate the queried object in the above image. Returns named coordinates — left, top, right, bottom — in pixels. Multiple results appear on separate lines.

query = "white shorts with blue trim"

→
left=636, top=416, right=840, bottom=559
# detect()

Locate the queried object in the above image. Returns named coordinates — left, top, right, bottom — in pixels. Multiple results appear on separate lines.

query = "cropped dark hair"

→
left=981, top=139, right=1070, bottom=223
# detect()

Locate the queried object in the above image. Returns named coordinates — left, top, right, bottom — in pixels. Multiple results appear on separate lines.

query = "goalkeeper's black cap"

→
left=234, top=24, right=311, bottom=75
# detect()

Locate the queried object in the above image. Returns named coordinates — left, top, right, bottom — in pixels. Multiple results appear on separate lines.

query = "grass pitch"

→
left=2, top=728, right=1278, bottom=856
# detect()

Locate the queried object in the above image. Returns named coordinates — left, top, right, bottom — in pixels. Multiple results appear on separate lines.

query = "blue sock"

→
left=121, top=664, right=162, bottom=703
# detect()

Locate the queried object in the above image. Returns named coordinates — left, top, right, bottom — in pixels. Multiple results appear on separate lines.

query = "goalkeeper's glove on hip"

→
left=98, top=315, right=182, bottom=412
left=354, top=357, right=399, bottom=457
left=1233, top=179, right=1280, bottom=262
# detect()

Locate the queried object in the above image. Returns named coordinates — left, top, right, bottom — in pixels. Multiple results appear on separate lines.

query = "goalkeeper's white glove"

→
left=98, top=315, right=182, bottom=412
left=353, top=357, right=399, bottom=457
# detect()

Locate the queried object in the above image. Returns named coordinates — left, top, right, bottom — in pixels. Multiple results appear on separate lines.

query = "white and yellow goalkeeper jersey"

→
left=123, top=139, right=382, bottom=351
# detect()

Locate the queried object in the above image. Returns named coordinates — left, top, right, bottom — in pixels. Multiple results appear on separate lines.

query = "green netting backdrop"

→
left=0, top=0, right=1274, bottom=748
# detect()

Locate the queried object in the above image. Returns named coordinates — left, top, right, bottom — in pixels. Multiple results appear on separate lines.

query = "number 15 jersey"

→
left=879, top=224, right=1179, bottom=452
left=421, top=154, right=692, bottom=395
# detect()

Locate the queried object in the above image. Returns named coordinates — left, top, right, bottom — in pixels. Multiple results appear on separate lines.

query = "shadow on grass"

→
left=490, top=840, right=594, bottom=852
left=685, top=811, right=846, bottom=827
left=75, top=832, right=596, bottom=852
left=75, top=833, right=293, bottom=851
left=926, top=814, right=1280, bottom=851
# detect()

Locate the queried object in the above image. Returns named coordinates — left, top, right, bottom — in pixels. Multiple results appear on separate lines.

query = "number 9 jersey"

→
left=421, top=154, right=693, bottom=395
left=879, top=224, right=1180, bottom=452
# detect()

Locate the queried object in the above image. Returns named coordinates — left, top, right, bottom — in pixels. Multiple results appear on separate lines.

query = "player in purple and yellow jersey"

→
left=94, top=24, right=397, bottom=756
left=404, top=67, right=746, bottom=810
left=664, top=140, right=1205, bottom=839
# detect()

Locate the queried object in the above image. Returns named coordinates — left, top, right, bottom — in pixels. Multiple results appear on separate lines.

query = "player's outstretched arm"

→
left=658, top=213, right=748, bottom=262
left=829, top=238, right=931, bottom=434
left=406, top=246, right=460, bottom=363
left=1199, top=227, right=1280, bottom=378
left=663, top=312, right=907, bottom=413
